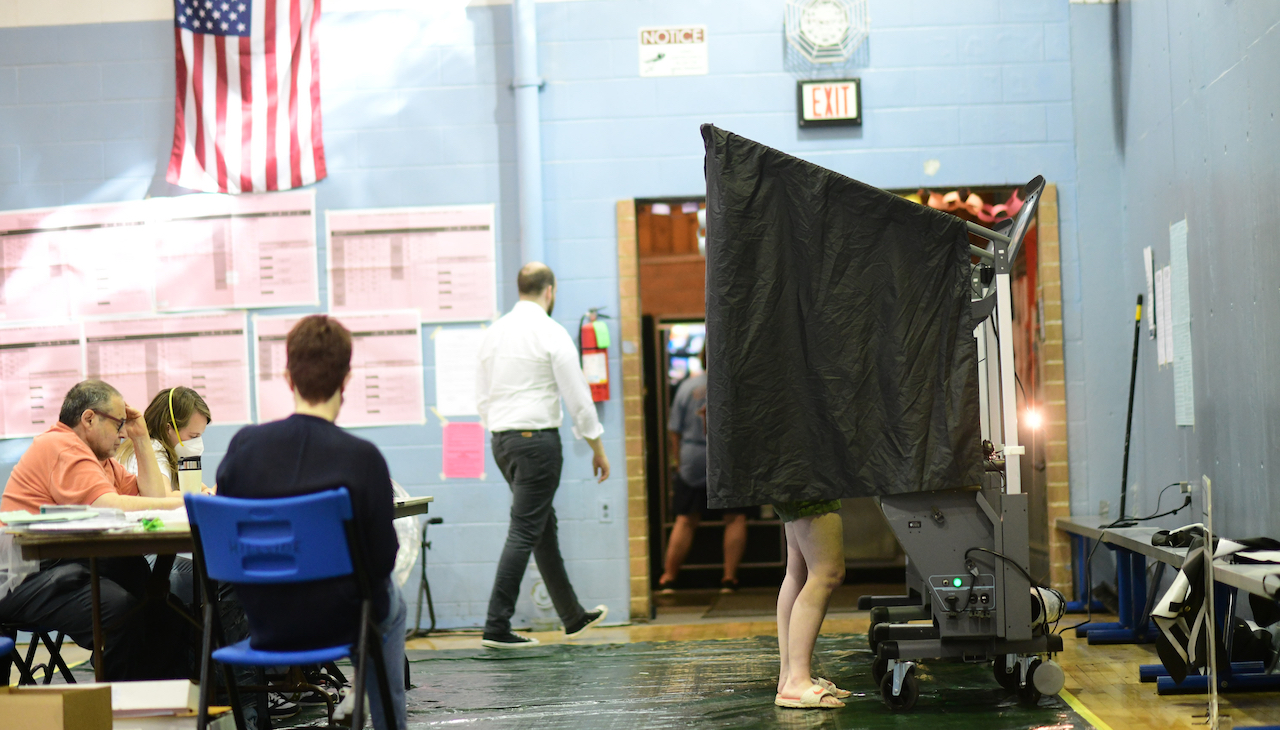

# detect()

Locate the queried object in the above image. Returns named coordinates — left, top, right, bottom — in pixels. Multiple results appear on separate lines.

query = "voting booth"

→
left=702, top=125, right=1065, bottom=710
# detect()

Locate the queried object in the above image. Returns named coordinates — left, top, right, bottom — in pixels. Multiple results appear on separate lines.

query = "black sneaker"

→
left=565, top=605, right=608, bottom=639
left=481, top=632, right=541, bottom=649
left=720, top=578, right=740, bottom=594
left=267, top=693, right=299, bottom=718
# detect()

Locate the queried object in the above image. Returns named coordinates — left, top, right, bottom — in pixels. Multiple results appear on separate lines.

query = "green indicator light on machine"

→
left=952, top=577, right=963, bottom=588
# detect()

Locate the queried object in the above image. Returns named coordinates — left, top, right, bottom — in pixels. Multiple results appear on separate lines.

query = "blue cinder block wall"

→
left=1066, top=1, right=1280, bottom=540
left=0, top=0, right=1083, bottom=626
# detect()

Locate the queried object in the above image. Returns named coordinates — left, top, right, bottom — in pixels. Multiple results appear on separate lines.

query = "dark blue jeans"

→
left=484, top=430, right=587, bottom=636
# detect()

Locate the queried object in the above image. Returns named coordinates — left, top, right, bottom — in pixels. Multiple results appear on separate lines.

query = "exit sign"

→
left=797, top=78, right=862, bottom=127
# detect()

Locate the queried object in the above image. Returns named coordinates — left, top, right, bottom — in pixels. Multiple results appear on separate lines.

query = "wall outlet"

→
left=1180, top=481, right=1192, bottom=494
left=1098, top=500, right=1110, bottom=519
left=598, top=497, right=613, bottom=523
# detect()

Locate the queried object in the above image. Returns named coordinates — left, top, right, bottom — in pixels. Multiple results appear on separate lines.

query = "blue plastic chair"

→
left=185, top=489, right=394, bottom=730
left=0, top=635, right=36, bottom=685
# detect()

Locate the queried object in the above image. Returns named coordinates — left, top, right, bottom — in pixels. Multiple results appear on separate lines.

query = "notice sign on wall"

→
left=797, top=78, right=862, bottom=127
left=639, top=26, right=708, bottom=77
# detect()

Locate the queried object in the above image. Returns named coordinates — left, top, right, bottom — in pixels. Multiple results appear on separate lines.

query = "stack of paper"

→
left=21, top=509, right=132, bottom=533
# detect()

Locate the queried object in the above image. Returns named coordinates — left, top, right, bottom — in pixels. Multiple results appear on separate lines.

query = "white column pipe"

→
left=512, top=0, right=544, bottom=264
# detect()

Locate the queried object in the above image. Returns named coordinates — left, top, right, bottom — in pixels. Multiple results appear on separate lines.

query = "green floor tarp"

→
left=386, top=634, right=1091, bottom=729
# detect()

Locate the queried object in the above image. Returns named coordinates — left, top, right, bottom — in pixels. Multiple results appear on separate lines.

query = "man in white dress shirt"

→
left=475, top=262, right=611, bottom=648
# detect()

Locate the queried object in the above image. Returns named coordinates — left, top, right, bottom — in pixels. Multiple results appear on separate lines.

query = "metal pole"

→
left=995, top=272, right=1022, bottom=495
left=512, top=0, right=545, bottom=265
left=1118, top=294, right=1143, bottom=520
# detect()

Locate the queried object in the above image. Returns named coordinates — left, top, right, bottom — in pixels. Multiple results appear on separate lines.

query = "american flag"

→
left=167, top=0, right=326, bottom=193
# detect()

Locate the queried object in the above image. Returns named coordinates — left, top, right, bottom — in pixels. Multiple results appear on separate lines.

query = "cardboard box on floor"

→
left=16, top=679, right=201, bottom=717
left=0, top=684, right=112, bottom=730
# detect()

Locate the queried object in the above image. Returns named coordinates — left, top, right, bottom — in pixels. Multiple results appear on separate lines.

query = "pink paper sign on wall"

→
left=442, top=422, right=485, bottom=479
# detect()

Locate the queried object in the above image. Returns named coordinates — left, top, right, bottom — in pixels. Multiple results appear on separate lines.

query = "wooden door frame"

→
left=616, top=199, right=650, bottom=620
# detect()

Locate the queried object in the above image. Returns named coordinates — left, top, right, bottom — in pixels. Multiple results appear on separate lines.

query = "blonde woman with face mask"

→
left=118, top=386, right=212, bottom=492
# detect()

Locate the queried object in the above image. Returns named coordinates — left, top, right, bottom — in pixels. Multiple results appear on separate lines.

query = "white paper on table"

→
left=0, top=321, right=84, bottom=438
left=433, top=327, right=486, bottom=417
left=23, top=509, right=132, bottom=532
left=152, top=191, right=318, bottom=312
left=0, top=202, right=157, bottom=324
left=127, top=507, right=190, bottom=525
left=1153, top=267, right=1168, bottom=366
left=1169, top=220, right=1195, bottom=427
left=83, top=312, right=252, bottom=424
left=255, top=311, right=426, bottom=427
left=326, top=205, right=497, bottom=324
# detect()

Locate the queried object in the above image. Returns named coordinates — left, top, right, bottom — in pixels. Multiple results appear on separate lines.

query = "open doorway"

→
left=633, top=198, right=786, bottom=591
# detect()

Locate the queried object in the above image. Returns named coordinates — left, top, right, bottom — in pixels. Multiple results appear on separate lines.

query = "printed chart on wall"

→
left=0, top=322, right=84, bottom=438
left=83, top=312, right=251, bottom=424
left=153, top=191, right=318, bottom=312
left=255, top=311, right=425, bottom=427
left=0, top=202, right=155, bottom=322
left=326, top=205, right=496, bottom=323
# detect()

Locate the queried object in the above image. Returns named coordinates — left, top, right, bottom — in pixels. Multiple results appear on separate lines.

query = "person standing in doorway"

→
left=657, top=347, right=748, bottom=593
left=475, top=262, right=611, bottom=648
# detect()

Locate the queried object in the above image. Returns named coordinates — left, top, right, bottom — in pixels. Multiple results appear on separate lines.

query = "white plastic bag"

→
left=390, top=480, right=421, bottom=589
left=0, top=532, right=38, bottom=602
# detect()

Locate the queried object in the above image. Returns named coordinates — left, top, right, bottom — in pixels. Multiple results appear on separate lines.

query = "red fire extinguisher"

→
left=578, top=308, right=610, bottom=402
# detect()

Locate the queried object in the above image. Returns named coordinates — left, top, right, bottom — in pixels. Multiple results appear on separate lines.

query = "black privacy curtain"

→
left=701, top=125, right=982, bottom=509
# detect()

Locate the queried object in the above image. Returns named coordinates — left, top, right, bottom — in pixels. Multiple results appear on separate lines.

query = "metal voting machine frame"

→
left=862, top=176, right=1068, bottom=711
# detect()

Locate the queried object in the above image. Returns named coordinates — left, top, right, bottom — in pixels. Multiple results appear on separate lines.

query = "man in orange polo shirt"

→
left=0, top=380, right=186, bottom=679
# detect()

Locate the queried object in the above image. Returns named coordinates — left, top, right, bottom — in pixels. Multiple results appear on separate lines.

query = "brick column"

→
left=1036, top=185, right=1072, bottom=592
left=616, top=200, right=651, bottom=620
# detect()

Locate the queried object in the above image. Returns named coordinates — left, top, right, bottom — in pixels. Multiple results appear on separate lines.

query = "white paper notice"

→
left=433, top=327, right=486, bottom=417
left=255, top=312, right=426, bottom=427
left=1143, top=246, right=1155, bottom=338
left=0, top=323, right=84, bottom=438
left=1161, top=265, right=1173, bottom=366
left=83, top=312, right=251, bottom=425
left=0, top=202, right=154, bottom=323
left=327, top=205, right=497, bottom=323
left=1169, top=220, right=1194, bottom=427
left=639, top=26, right=709, bottom=77
left=1154, top=266, right=1168, bottom=366
left=153, top=191, right=318, bottom=312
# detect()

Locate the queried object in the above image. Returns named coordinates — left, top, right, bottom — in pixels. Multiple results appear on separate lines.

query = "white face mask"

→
left=175, top=436, right=204, bottom=459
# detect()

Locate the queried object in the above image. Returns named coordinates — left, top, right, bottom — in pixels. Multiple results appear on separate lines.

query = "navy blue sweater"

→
left=216, top=414, right=399, bottom=650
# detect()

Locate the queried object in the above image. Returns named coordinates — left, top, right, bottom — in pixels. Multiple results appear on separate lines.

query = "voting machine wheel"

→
left=871, top=654, right=889, bottom=686
left=879, top=664, right=918, bottom=712
left=1017, top=659, right=1044, bottom=706
left=993, top=654, right=1020, bottom=691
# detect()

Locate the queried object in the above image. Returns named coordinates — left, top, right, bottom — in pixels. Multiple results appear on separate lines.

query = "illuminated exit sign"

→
left=797, top=78, right=862, bottom=127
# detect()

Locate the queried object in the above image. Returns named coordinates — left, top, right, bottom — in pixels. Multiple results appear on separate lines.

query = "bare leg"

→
left=721, top=513, right=747, bottom=582
left=660, top=514, right=701, bottom=584
left=776, top=512, right=845, bottom=705
left=776, top=529, right=807, bottom=694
